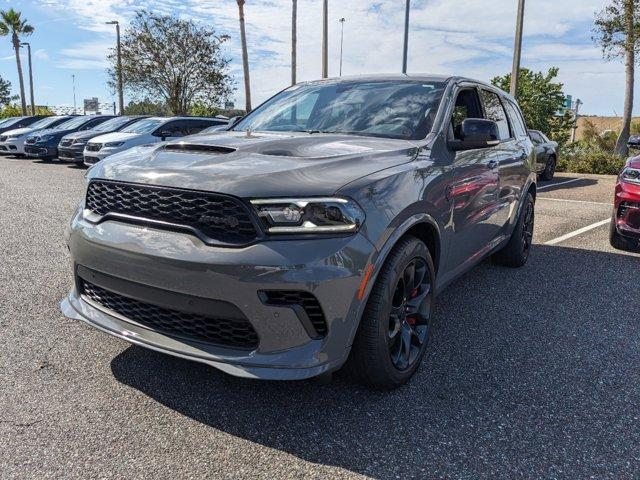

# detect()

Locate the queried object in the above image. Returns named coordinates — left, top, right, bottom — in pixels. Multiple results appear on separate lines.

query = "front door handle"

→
left=487, top=160, right=499, bottom=170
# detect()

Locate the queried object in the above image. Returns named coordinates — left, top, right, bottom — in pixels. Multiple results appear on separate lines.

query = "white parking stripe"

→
left=538, top=197, right=612, bottom=206
left=538, top=178, right=584, bottom=191
left=544, top=219, right=610, bottom=246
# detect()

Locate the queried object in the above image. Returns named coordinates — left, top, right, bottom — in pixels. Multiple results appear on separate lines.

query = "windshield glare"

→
left=233, top=80, right=445, bottom=140
left=29, top=117, right=64, bottom=130
left=91, top=116, right=132, bottom=132
left=54, top=116, right=91, bottom=130
left=122, top=118, right=163, bottom=134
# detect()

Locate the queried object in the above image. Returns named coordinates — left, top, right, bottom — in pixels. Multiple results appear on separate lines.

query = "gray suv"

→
left=61, top=75, right=536, bottom=389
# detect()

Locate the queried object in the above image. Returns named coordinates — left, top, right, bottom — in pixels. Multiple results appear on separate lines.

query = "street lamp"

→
left=402, top=0, right=410, bottom=74
left=509, top=0, right=526, bottom=97
left=106, top=20, right=124, bottom=115
left=72, top=74, right=77, bottom=114
left=322, top=0, right=328, bottom=78
left=20, top=42, right=35, bottom=115
left=339, top=18, right=345, bottom=76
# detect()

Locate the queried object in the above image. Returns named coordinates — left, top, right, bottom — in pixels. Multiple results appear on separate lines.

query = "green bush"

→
left=557, top=144, right=626, bottom=175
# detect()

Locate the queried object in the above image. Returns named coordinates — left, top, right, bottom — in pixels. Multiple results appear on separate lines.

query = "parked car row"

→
left=0, top=114, right=230, bottom=165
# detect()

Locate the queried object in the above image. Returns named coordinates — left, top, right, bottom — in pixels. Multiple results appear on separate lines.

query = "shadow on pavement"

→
left=110, top=244, right=640, bottom=479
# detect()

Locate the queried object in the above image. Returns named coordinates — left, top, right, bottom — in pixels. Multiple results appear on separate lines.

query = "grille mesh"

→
left=81, top=280, right=259, bottom=349
left=261, top=291, right=327, bottom=337
left=86, top=180, right=259, bottom=246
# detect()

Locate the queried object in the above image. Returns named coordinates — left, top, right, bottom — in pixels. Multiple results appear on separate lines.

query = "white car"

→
left=83, top=116, right=225, bottom=165
left=0, top=116, right=73, bottom=156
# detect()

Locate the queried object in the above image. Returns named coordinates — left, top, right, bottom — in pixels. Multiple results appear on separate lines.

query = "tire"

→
left=493, top=192, right=535, bottom=268
left=346, top=235, right=435, bottom=390
left=540, top=155, right=556, bottom=181
left=609, top=218, right=634, bottom=251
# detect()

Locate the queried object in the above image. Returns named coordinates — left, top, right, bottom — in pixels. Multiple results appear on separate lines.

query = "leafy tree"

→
left=108, top=11, right=234, bottom=115
left=123, top=98, right=168, bottom=116
left=0, top=9, right=34, bottom=115
left=492, top=67, right=574, bottom=145
left=0, top=74, right=14, bottom=106
left=0, top=103, right=52, bottom=118
left=593, top=0, right=640, bottom=157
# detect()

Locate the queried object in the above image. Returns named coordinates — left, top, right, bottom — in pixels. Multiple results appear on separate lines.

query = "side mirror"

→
left=157, top=130, right=174, bottom=140
left=628, top=136, right=640, bottom=149
left=448, top=119, right=500, bottom=151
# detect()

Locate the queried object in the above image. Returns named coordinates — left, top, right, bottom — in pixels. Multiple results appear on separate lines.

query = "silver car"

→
left=61, top=75, right=536, bottom=389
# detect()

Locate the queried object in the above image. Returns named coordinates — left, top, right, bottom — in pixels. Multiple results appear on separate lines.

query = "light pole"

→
left=106, top=20, right=124, bottom=115
left=292, top=0, right=297, bottom=85
left=402, top=0, right=410, bottom=74
left=322, top=0, right=328, bottom=78
left=72, top=74, right=77, bottom=114
left=339, top=18, right=345, bottom=76
left=509, top=0, right=526, bottom=97
left=20, top=42, right=35, bottom=115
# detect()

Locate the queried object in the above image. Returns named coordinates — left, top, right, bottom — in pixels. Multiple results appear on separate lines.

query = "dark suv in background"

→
left=0, top=115, right=49, bottom=134
left=62, top=75, right=536, bottom=389
left=25, top=115, right=115, bottom=160
left=58, top=116, right=150, bottom=164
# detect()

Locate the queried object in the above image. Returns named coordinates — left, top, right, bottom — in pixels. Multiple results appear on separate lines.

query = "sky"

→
left=0, top=0, right=627, bottom=116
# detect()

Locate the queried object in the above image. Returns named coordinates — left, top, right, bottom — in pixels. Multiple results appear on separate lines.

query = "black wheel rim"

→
left=521, top=200, right=534, bottom=258
left=546, top=158, right=555, bottom=177
left=387, top=257, right=432, bottom=371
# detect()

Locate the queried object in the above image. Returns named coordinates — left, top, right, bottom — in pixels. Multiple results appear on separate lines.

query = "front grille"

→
left=25, top=137, right=36, bottom=144
left=81, top=279, right=259, bottom=350
left=85, top=143, right=102, bottom=152
left=84, top=156, right=100, bottom=165
left=260, top=290, right=327, bottom=337
left=86, top=180, right=259, bottom=246
left=0, top=136, right=7, bottom=142
left=59, top=139, right=73, bottom=147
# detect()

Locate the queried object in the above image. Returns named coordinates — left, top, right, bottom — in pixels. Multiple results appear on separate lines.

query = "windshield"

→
left=233, top=80, right=446, bottom=140
left=54, top=116, right=92, bottom=130
left=121, top=118, right=163, bottom=134
left=91, top=116, right=132, bottom=132
left=29, top=116, right=64, bottom=130
left=0, top=117, right=18, bottom=127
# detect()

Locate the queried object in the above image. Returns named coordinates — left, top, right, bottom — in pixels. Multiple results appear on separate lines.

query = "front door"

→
left=446, top=87, right=503, bottom=271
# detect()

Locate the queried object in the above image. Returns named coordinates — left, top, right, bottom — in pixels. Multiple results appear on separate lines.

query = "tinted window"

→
left=234, top=80, right=446, bottom=140
left=451, top=88, right=483, bottom=140
left=480, top=90, right=511, bottom=140
left=504, top=101, right=528, bottom=138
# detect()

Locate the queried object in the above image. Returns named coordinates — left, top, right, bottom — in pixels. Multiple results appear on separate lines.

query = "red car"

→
left=610, top=156, right=640, bottom=250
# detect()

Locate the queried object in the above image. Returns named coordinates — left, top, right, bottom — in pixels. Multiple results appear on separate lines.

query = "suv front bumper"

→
left=61, top=208, right=377, bottom=380
left=58, top=145, right=85, bottom=163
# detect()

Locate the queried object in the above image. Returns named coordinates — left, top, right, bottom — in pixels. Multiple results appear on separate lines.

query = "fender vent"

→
left=163, top=143, right=236, bottom=154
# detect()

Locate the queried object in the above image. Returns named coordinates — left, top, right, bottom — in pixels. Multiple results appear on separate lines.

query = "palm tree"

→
left=0, top=9, right=33, bottom=115
left=236, top=0, right=252, bottom=112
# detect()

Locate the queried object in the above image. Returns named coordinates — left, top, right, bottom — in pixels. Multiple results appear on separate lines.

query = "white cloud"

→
left=41, top=0, right=623, bottom=115
left=34, top=49, right=49, bottom=61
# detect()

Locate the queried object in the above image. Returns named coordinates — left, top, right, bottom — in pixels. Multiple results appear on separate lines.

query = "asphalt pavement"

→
left=1, top=158, right=638, bottom=479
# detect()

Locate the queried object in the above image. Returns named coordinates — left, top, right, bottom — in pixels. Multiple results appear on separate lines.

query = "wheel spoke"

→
left=403, top=263, right=416, bottom=297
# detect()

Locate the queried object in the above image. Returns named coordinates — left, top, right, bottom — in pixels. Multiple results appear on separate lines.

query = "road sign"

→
left=84, top=97, right=99, bottom=112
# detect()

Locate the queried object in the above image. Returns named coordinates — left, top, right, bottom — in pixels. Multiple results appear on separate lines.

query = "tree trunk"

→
left=238, top=1, right=251, bottom=112
left=12, top=33, right=27, bottom=115
left=615, top=0, right=635, bottom=158
left=291, top=0, right=297, bottom=85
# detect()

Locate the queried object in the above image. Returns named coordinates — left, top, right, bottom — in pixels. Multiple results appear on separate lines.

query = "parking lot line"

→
left=544, top=218, right=610, bottom=245
left=538, top=197, right=612, bottom=206
left=538, top=178, right=584, bottom=191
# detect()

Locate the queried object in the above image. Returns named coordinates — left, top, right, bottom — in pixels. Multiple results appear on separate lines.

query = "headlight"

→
left=104, top=141, right=125, bottom=148
left=250, top=197, right=365, bottom=234
left=621, top=167, right=640, bottom=185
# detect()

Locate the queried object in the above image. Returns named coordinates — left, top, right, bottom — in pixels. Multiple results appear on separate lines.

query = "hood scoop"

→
left=163, top=143, right=236, bottom=154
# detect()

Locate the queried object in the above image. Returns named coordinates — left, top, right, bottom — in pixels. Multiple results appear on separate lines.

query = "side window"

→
left=158, top=121, right=185, bottom=137
left=450, top=88, right=483, bottom=140
left=504, top=101, right=528, bottom=138
left=184, top=119, right=216, bottom=135
left=479, top=90, right=511, bottom=140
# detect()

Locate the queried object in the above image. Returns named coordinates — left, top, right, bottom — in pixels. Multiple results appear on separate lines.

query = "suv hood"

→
left=90, top=131, right=421, bottom=197
left=1, top=126, right=36, bottom=137
left=30, top=127, right=73, bottom=139
left=90, top=132, right=141, bottom=144
left=64, top=129, right=116, bottom=142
